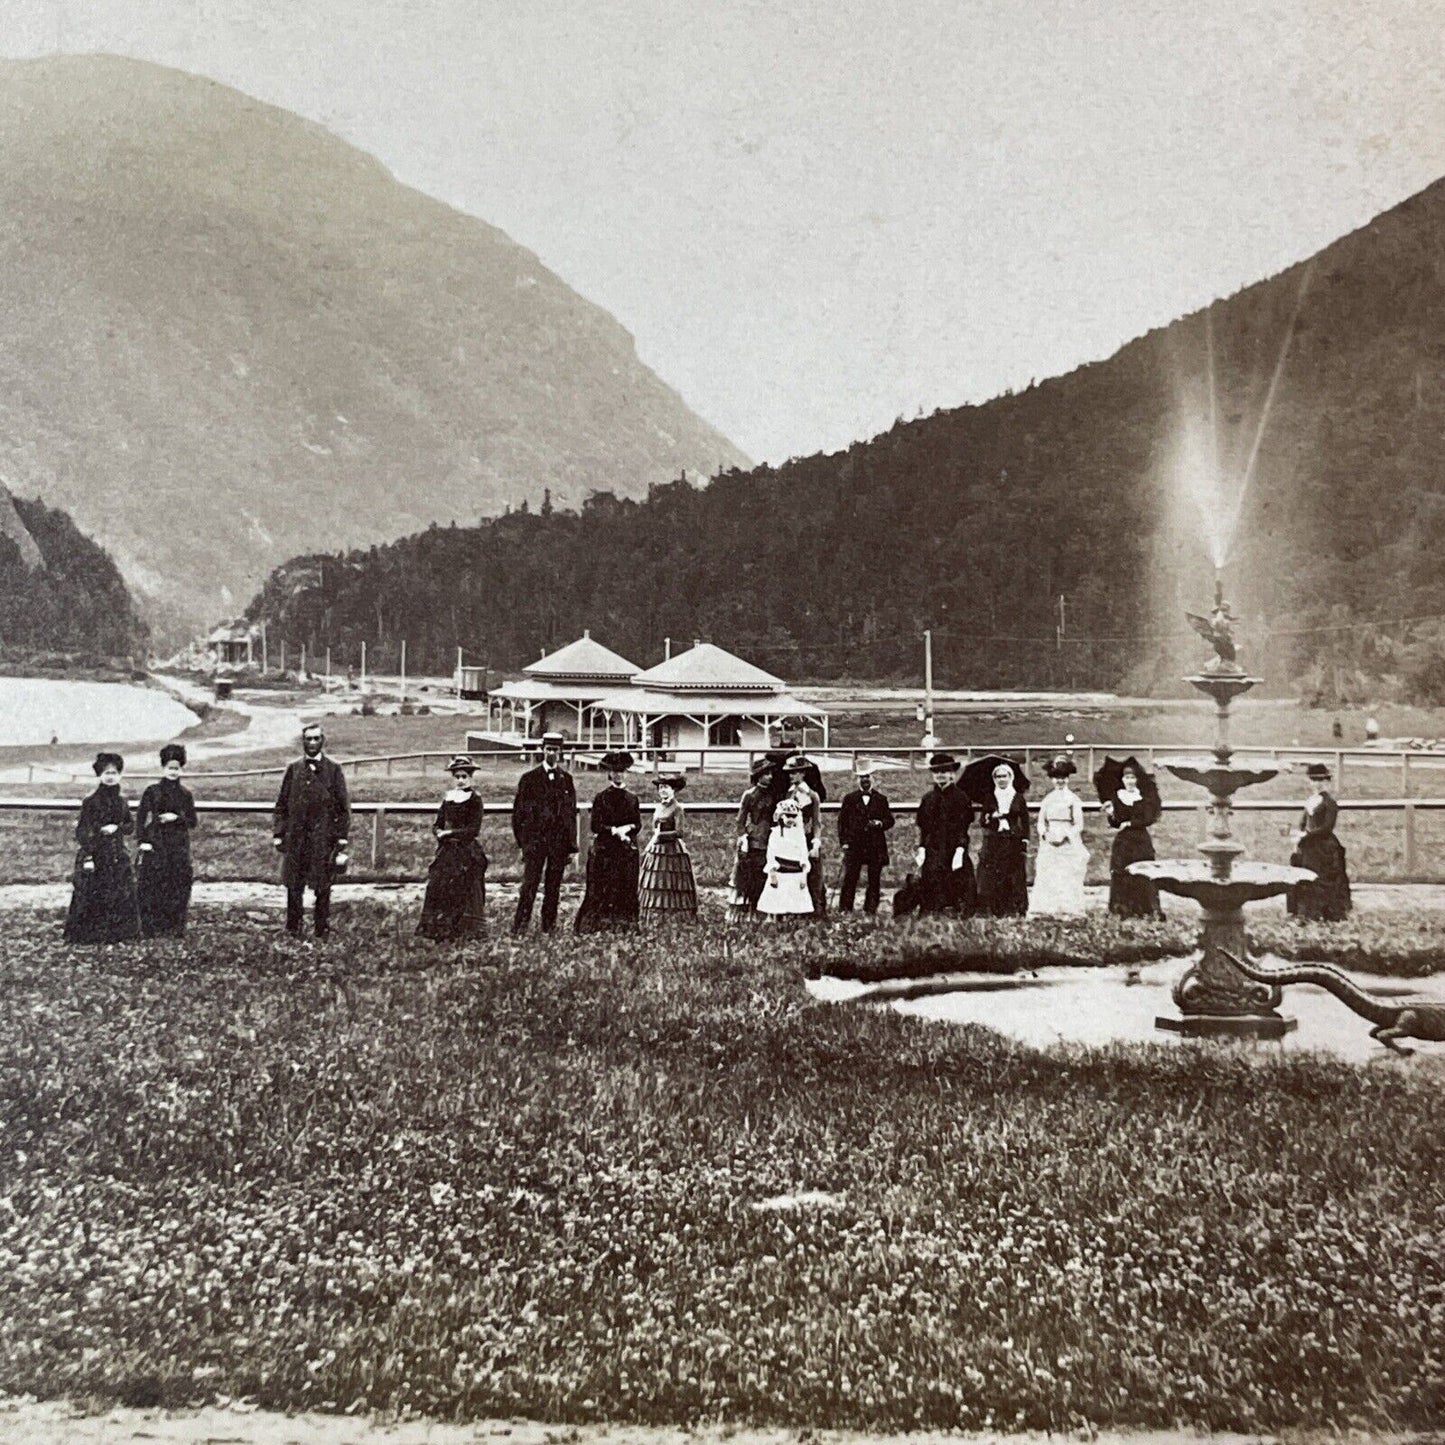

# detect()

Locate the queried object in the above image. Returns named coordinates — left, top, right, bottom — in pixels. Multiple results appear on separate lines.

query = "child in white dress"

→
left=757, top=800, right=815, bottom=919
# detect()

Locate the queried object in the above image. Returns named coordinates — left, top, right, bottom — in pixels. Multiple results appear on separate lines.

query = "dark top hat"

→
left=1305, top=761, right=1332, bottom=782
left=928, top=752, right=960, bottom=772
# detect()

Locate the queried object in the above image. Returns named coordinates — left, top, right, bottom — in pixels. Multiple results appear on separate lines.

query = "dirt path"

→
left=0, top=1400, right=1414, bottom=1445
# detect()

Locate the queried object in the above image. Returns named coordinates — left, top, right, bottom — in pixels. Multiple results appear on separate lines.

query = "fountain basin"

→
left=1129, top=859, right=1315, bottom=908
left=1156, top=756, right=1279, bottom=795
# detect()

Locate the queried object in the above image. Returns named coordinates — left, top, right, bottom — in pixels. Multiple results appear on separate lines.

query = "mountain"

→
left=247, top=176, right=1445, bottom=694
left=0, top=483, right=148, bottom=660
left=0, top=55, right=747, bottom=645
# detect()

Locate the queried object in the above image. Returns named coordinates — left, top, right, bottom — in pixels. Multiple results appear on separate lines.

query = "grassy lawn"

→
left=0, top=903, right=1443, bottom=1433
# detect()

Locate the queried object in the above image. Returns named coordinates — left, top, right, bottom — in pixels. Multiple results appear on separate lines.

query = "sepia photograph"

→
left=1, top=3, right=1444, bottom=1442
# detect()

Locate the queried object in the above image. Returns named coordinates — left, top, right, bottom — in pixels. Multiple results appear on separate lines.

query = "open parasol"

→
left=1093, top=755, right=1161, bottom=818
left=959, top=753, right=1029, bottom=805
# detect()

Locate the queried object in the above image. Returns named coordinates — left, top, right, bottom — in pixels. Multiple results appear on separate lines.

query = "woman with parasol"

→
left=962, top=754, right=1030, bottom=916
left=1029, top=754, right=1089, bottom=917
left=1095, top=756, right=1164, bottom=918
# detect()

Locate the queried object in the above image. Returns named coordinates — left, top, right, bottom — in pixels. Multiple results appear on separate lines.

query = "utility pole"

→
left=1056, top=595, right=1066, bottom=652
left=399, top=639, right=407, bottom=701
left=923, top=628, right=935, bottom=746
left=280, top=640, right=286, bottom=675
left=456, top=646, right=463, bottom=702
left=360, top=640, right=367, bottom=691
left=325, top=646, right=331, bottom=692
left=261, top=621, right=268, bottom=673
left=300, top=642, right=306, bottom=678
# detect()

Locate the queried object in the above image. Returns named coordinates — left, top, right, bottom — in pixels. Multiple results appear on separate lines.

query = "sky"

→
left=7, top=0, right=1445, bottom=464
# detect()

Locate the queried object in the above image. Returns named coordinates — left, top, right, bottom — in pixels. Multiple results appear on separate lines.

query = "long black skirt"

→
left=1108, top=827, right=1163, bottom=918
left=138, top=846, right=193, bottom=937
left=976, top=833, right=1028, bottom=916
left=64, top=858, right=141, bottom=945
left=417, top=841, right=488, bottom=940
left=1287, top=832, right=1352, bottom=922
left=917, top=851, right=976, bottom=916
left=575, top=843, right=640, bottom=933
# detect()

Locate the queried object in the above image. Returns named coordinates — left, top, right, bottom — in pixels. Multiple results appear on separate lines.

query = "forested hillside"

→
left=248, top=176, right=1445, bottom=694
left=0, top=489, right=148, bottom=660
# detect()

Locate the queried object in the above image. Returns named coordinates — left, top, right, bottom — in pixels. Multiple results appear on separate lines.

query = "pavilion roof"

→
left=631, top=642, right=785, bottom=693
left=591, top=686, right=825, bottom=719
left=524, top=632, right=639, bottom=680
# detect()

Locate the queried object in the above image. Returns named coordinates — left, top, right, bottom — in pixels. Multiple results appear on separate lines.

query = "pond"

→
left=0, top=677, right=199, bottom=748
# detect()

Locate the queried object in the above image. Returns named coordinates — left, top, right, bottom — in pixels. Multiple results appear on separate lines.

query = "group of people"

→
left=59, top=726, right=1354, bottom=945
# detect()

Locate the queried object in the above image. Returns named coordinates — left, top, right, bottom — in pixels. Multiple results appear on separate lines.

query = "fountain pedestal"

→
left=1128, top=587, right=1314, bottom=1039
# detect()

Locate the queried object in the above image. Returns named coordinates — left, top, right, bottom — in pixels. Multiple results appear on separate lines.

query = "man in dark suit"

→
left=273, top=723, right=351, bottom=938
left=511, top=731, right=578, bottom=934
left=915, top=751, right=975, bottom=915
left=836, top=758, right=895, bottom=913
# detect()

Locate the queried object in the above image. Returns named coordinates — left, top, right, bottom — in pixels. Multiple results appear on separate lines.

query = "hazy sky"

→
left=8, top=0, right=1445, bottom=463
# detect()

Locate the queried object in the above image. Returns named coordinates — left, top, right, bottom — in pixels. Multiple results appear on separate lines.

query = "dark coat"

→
left=63, top=786, right=141, bottom=944
left=575, top=785, right=642, bottom=933
left=837, top=786, right=895, bottom=864
left=136, top=778, right=197, bottom=937
left=917, top=783, right=973, bottom=857
left=273, top=756, right=351, bottom=890
left=512, top=765, right=578, bottom=856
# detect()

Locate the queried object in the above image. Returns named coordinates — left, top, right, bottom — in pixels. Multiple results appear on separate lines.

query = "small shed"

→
left=482, top=631, right=640, bottom=742
left=591, top=642, right=828, bottom=755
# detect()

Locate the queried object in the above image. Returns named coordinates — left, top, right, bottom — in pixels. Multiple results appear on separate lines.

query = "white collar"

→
left=445, top=787, right=473, bottom=803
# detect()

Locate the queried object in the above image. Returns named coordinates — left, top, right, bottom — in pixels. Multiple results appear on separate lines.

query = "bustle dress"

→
left=1029, top=786, right=1088, bottom=917
left=638, top=801, right=698, bottom=918
left=416, top=791, right=488, bottom=939
left=1287, top=791, right=1352, bottom=921
left=136, top=777, right=198, bottom=937
left=975, top=788, right=1030, bottom=916
left=1105, top=791, right=1163, bottom=918
left=63, top=785, right=141, bottom=944
left=574, top=785, right=642, bottom=932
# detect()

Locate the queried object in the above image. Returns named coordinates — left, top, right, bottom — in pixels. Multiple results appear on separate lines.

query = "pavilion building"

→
left=477, top=631, right=640, bottom=743
left=589, top=641, right=828, bottom=755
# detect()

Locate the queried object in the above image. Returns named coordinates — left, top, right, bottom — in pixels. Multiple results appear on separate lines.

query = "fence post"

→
left=1403, top=751, right=1412, bottom=799
left=1335, top=749, right=1345, bottom=792
left=371, top=806, right=388, bottom=868
left=1404, top=802, right=1418, bottom=878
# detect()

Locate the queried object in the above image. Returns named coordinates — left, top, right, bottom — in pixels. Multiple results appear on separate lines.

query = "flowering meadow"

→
left=0, top=903, right=1443, bottom=1433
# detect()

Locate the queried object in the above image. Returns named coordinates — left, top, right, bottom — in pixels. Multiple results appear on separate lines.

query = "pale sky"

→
left=8, top=0, right=1445, bottom=463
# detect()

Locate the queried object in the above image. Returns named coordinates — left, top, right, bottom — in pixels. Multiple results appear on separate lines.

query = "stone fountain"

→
left=1130, top=579, right=1315, bottom=1039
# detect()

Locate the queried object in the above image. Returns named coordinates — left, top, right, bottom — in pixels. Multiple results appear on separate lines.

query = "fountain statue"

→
left=1130, top=578, right=1315, bottom=1038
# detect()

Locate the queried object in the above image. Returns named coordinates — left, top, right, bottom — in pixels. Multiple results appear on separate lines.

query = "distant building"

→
left=591, top=641, right=828, bottom=754
left=206, top=619, right=259, bottom=670
left=480, top=631, right=640, bottom=742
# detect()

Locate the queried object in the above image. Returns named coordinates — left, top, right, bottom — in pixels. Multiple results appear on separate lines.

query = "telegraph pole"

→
left=399, top=639, right=407, bottom=701
left=360, top=640, right=367, bottom=691
left=923, top=628, right=935, bottom=747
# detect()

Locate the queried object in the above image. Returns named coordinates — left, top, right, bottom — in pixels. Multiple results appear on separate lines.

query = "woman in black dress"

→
left=975, top=761, right=1030, bottom=915
left=575, top=750, right=642, bottom=933
left=1104, top=763, right=1164, bottom=918
left=136, top=742, right=198, bottom=937
left=416, top=755, right=488, bottom=939
left=1287, top=761, right=1352, bottom=921
left=64, top=751, right=141, bottom=945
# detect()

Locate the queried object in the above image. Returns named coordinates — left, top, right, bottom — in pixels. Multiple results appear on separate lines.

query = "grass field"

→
left=0, top=902, right=1442, bottom=1433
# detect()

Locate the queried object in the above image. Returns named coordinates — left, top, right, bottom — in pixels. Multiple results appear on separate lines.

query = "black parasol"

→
left=1093, top=755, right=1161, bottom=815
left=959, top=753, right=1029, bottom=805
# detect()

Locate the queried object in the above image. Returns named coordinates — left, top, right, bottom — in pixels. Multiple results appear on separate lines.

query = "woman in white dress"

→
left=1029, top=754, right=1089, bottom=917
left=756, top=799, right=815, bottom=921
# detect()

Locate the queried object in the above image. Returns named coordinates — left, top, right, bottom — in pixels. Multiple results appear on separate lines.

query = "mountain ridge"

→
left=0, top=54, right=747, bottom=643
